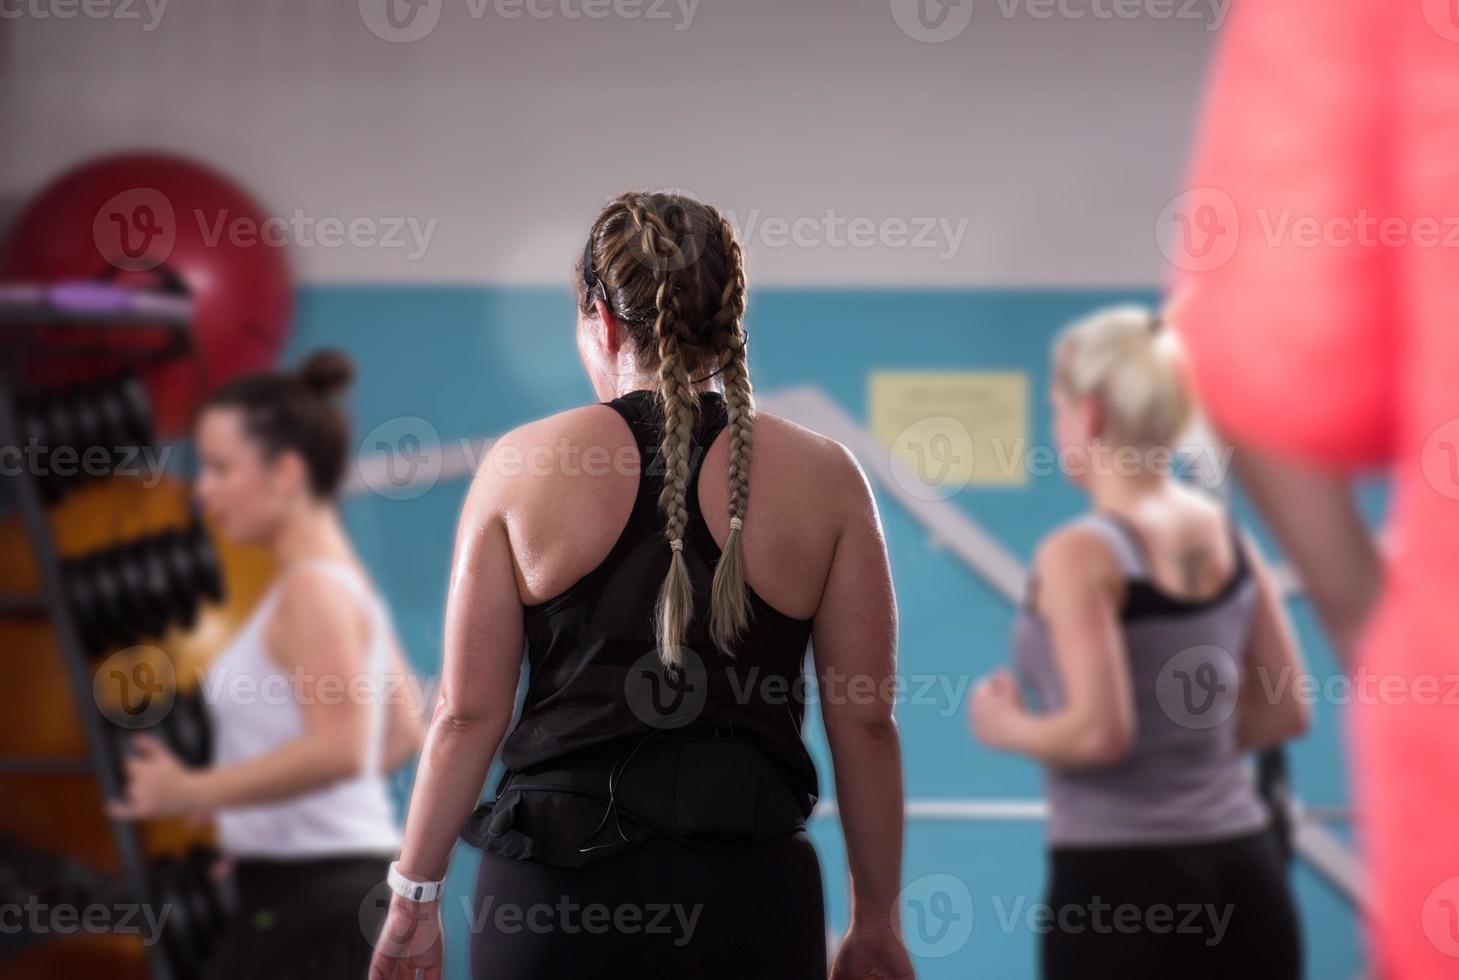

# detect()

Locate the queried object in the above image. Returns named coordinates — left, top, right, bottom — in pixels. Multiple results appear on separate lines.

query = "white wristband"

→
left=387, top=861, right=443, bottom=903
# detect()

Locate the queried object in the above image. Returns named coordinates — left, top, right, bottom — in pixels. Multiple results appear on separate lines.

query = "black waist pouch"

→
left=674, top=737, right=759, bottom=842
left=460, top=734, right=807, bottom=866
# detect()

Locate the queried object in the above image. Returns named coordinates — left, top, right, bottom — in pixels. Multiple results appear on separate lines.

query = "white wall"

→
left=0, top=0, right=1220, bottom=286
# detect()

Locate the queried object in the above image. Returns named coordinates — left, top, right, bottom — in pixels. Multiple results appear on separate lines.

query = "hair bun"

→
left=299, top=348, right=355, bottom=399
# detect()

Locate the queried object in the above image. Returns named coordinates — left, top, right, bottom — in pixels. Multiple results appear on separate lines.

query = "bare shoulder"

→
left=1033, top=519, right=1123, bottom=591
left=489, top=404, right=626, bottom=470
left=273, top=565, right=357, bottom=621
left=751, top=409, right=850, bottom=460
left=466, top=403, right=627, bottom=504
left=1170, top=480, right=1229, bottom=527
left=265, top=565, right=366, bottom=667
left=750, top=409, right=874, bottom=515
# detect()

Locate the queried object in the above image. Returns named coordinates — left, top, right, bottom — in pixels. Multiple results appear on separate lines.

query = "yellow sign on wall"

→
left=870, top=371, right=1030, bottom=493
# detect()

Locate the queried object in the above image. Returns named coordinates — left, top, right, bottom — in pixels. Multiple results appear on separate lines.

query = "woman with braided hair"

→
left=370, top=191, right=913, bottom=980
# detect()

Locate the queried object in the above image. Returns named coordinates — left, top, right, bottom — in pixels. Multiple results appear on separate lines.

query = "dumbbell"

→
left=14, top=375, right=155, bottom=503
left=76, top=552, right=138, bottom=653
left=0, top=833, right=235, bottom=976
left=0, top=832, right=124, bottom=910
left=156, top=845, right=234, bottom=973
left=18, top=393, right=76, bottom=503
left=103, top=683, right=213, bottom=774
left=166, top=688, right=213, bottom=768
left=147, top=517, right=224, bottom=627
left=118, top=535, right=174, bottom=638
left=152, top=521, right=222, bottom=630
left=183, top=845, right=234, bottom=943
left=64, top=551, right=142, bottom=657
left=98, top=376, right=153, bottom=451
left=64, top=518, right=227, bottom=656
left=186, top=517, right=224, bottom=605
left=0, top=834, right=133, bottom=962
left=61, top=556, right=107, bottom=655
left=151, top=853, right=213, bottom=976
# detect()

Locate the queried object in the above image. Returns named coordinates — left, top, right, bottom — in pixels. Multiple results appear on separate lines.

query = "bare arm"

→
left=370, top=444, right=526, bottom=980
left=1235, top=534, right=1312, bottom=750
left=811, top=447, right=907, bottom=932
left=111, top=568, right=385, bottom=818
left=194, top=570, right=382, bottom=808
left=392, top=450, right=525, bottom=884
left=1234, top=445, right=1380, bottom=669
left=206, top=580, right=427, bottom=798
left=971, top=529, right=1135, bottom=769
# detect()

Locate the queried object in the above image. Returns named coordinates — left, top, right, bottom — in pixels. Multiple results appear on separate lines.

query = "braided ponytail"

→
left=580, top=191, right=757, bottom=669
left=626, top=199, right=699, bottom=670
left=705, top=210, right=754, bottom=655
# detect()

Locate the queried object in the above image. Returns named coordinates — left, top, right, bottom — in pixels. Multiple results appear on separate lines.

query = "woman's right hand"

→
left=829, top=919, right=916, bottom=980
left=369, top=895, right=444, bottom=980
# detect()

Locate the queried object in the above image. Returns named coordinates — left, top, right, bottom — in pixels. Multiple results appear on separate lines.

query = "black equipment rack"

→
left=0, top=280, right=194, bottom=980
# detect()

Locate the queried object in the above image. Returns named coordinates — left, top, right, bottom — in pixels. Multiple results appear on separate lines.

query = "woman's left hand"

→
left=968, top=668, right=1027, bottom=750
left=106, top=733, right=203, bottom=820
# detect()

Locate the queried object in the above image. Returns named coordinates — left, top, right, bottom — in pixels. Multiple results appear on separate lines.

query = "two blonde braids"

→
left=622, top=198, right=755, bottom=669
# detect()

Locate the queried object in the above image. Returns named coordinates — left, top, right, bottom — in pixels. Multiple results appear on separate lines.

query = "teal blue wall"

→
left=290, top=285, right=1361, bottom=979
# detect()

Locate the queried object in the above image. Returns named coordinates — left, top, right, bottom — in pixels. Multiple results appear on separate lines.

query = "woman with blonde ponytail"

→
left=969, top=306, right=1309, bottom=979
left=372, top=191, right=912, bottom=980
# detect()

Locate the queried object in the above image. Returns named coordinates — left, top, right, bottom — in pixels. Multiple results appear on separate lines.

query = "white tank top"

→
left=204, top=558, right=403, bottom=858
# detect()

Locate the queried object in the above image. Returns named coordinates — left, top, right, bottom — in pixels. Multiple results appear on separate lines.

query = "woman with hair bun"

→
left=110, top=349, right=427, bottom=980
left=370, top=191, right=912, bottom=980
left=969, top=307, right=1310, bottom=980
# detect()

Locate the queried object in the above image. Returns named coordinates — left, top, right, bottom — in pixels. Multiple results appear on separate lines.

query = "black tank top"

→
left=469, top=389, right=818, bottom=862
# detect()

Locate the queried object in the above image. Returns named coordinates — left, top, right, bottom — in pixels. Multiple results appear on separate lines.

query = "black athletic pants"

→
left=203, top=854, right=391, bottom=980
left=1042, top=829, right=1302, bottom=980
left=470, top=829, right=827, bottom=979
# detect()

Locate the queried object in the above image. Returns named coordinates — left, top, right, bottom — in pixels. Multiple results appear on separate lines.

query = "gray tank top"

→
left=1011, top=511, right=1269, bottom=847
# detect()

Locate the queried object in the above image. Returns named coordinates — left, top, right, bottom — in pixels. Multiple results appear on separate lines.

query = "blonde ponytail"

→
left=1054, top=304, right=1192, bottom=448
left=705, top=209, right=754, bottom=656
left=622, top=199, right=699, bottom=672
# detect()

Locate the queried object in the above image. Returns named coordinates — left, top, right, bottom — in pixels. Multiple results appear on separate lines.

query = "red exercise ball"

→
left=2, top=152, right=292, bottom=436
